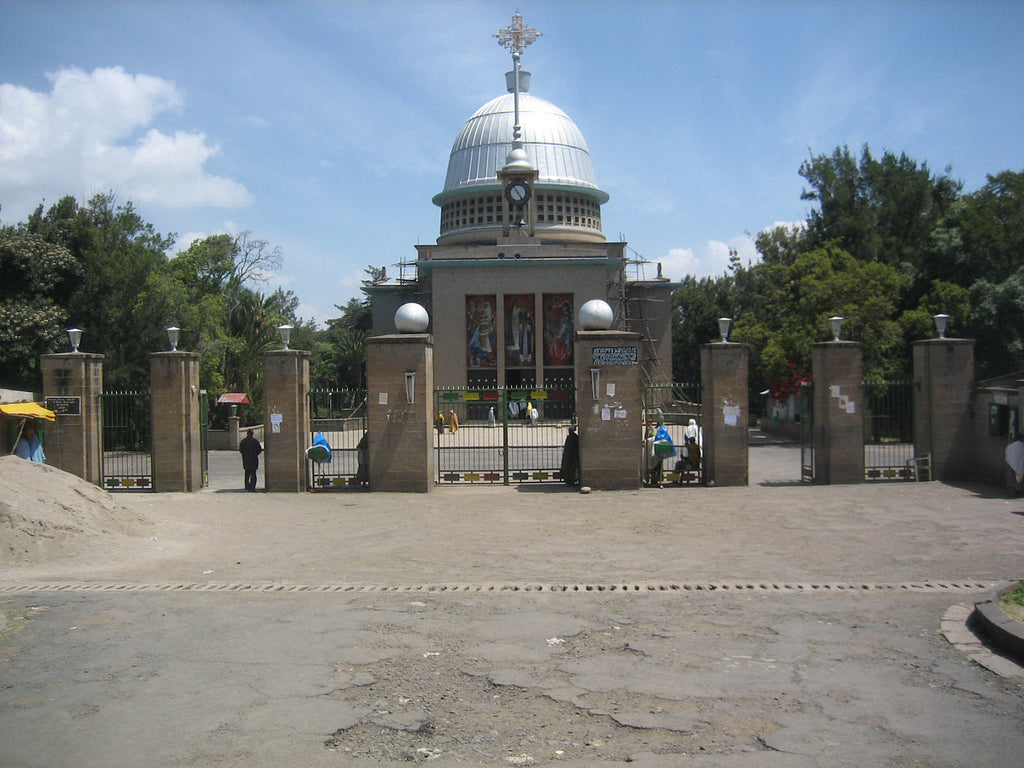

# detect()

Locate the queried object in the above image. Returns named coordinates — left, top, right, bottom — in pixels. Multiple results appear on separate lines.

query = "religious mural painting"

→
left=543, top=293, right=574, bottom=367
left=466, top=295, right=498, bottom=368
left=504, top=294, right=536, bottom=368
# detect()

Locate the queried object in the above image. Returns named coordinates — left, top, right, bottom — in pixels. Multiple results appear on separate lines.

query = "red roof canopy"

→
left=216, top=393, right=251, bottom=405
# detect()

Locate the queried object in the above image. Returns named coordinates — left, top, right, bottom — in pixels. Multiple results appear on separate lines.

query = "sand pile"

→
left=0, top=455, right=152, bottom=568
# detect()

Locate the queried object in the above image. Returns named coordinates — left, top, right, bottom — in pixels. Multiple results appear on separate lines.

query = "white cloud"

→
left=659, top=233, right=758, bottom=281
left=0, top=66, right=251, bottom=223
left=295, top=303, right=321, bottom=327
left=660, top=247, right=699, bottom=279
left=170, top=221, right=243, bottom=256
left=658, top=220, right=811, bottom=281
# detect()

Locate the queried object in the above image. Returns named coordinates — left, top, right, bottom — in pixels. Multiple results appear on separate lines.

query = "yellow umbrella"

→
left=0, top=402, right=57, bottom=422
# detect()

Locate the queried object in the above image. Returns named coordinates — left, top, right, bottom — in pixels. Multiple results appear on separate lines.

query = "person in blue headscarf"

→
left=15, top=420, right=46, bottom=463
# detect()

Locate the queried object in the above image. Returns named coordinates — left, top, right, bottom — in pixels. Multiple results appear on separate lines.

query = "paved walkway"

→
left=1, top=446, right=1022, bottom=767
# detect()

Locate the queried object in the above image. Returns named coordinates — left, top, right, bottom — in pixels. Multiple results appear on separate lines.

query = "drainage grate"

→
left=0, top=580, right=996, bottom=595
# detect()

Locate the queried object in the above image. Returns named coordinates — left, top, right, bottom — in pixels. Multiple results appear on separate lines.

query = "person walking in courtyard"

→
left=238, top=428, right=262, bottom=491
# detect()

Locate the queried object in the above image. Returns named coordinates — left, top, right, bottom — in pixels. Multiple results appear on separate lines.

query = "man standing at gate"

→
left=239, top=428, right=262, bottom=492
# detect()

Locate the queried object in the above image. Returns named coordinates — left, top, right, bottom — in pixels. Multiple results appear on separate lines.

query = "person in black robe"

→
left=238, top=428, right=263, bottom=491
left=560, top=425, right=580, bottom=486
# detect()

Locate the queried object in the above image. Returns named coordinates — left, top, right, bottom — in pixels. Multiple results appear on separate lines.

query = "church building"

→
left=367, top=14, right=676, bottom=394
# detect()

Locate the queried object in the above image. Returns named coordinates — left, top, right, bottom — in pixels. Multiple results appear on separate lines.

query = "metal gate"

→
left=800, top=382, right=814, bottom=482
left=308, top=389, right=368, bottom=490
left=864, top=380, right=915, bottom=480
left=100, top=390, right=153, bottom=491
left=800, top=380, right=917, bottom=482
left=641, top=383, right=703, bottom=486
left=199, top=389, right=209, bottom=488
left=435, top=384, right=575, bottom=484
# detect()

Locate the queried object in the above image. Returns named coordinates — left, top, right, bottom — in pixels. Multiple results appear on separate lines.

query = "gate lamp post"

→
left=718, top=317, right=732, bottom=343
left=166, top=326, right=180, bottom=351
left=278, top=324, right=293, bottom=350
left=933, top=313, right=950, bottom=339
left=67, top=327, right=82, bottom=353
left=829, top=316, right=844, bottom=341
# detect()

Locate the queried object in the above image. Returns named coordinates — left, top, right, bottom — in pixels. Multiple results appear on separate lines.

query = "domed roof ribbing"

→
left=433, top=75, right=609, bottom=205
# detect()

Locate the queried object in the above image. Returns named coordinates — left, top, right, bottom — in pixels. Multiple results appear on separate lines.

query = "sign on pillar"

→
left=262, top=349, right=311, bottom=492
left=41, top=352, right=104, bottom=486
left=700, top=341, right=750, bottom=487
left=574, top=330, right=644, bottom=490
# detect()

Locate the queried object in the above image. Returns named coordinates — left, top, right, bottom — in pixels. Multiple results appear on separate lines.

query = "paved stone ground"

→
left=0, top=445, right=1022, bottom=768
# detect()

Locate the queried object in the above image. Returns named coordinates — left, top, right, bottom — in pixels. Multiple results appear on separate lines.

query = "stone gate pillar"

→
left=365, top=333, right=434, bottom=492
left=811, top=341, right=864, bottom=484
left=700, top=341, right=749, bottom=487
left=150, top=351, right=203, bottom=492
left=41, top=352, right=104, bottom=485
left=263, top=349, right=311, bottom=492
left=913, top=337, right=974, bottom=482
left=574, top=330, right=643, bottom=490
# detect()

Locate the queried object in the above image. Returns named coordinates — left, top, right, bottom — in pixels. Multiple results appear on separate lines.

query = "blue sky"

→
left=2, top=0, right=1022, bottom=327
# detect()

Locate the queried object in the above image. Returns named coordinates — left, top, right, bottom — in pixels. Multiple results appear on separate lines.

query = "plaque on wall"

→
left=45, top=396, right=81, bottom=416
left=591, top=347, right=638, bottom=366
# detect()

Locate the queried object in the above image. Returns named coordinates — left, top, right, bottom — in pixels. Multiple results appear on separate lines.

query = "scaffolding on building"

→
left=622, top=246, right=673, bottom=386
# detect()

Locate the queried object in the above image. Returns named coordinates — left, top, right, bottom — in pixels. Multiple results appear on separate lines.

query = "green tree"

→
left=800, top=145, right=961, bottom=271
left=920, top=169, right=1024, bottom=378
left=0, top=232, right=82, bottom=388
left=22, top=192, right=176, bottom=387
left=163, top=233, right=291, bottom=397
left=312, top=297, right=373, bottom=389
left=672, top=272, right=737, bottom=383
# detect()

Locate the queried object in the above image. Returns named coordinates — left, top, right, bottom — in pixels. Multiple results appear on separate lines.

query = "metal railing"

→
left=435, top=384, right=575, bottom=484
left=308, top=389, right=367, bottom=490
left=642, top=383, right=703, bottom=487
left=863, top=380, right=915, bottom=480
left=100, top=390, right=154, bottom=491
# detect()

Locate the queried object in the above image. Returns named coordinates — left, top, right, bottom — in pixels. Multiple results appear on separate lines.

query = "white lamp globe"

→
left=394, top=303, right=429, bottom=333
left=578, top=299, right=614, bottom=331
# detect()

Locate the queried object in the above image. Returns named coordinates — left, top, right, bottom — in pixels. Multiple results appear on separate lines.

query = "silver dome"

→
left=434, top=84, right=609, bottom=205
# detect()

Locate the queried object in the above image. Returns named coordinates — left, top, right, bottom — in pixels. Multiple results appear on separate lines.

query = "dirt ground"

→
left=0, top=455, right=152, bottom=569
left=1, top=448, right=1023, bottom=768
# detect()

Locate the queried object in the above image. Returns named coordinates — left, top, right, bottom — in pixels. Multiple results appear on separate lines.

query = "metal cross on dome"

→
left=495, top=12, right=540, bottom=58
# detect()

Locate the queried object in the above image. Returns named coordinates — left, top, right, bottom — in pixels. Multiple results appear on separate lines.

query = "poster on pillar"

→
left=542, top=293, right=574, bottom=367
left=504, top=294, right=536, bottom=367
left=466, top=295, right=497, bottom=368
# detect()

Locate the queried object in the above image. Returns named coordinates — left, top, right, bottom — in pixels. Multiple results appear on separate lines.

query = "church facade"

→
left=367, top=16, right=675, bottom=394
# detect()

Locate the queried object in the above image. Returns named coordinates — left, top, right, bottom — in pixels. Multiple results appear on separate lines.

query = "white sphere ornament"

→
left=394, top=303, right=429, bottom=333
left=578, top=299, right=614, bottom=331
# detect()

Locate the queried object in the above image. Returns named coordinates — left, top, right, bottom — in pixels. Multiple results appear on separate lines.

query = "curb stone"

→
left=969, top=581, right=1024, bottom=668
left=942, top=601, right=1024, bottom=680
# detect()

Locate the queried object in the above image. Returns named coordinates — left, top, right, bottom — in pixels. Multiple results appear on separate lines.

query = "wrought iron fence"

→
left=642, top=383, right=703, bottom=487
left=199, top=389, right=209, bottom=488
left=308, top=389, right=368, bottom=490
left=800, top=382, right=815, bottom=482
left=863, top=380, right=915, bottom=480
left=435, top=383, right=575, bottom=484
left=100, top=390, right=153, bottom=491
